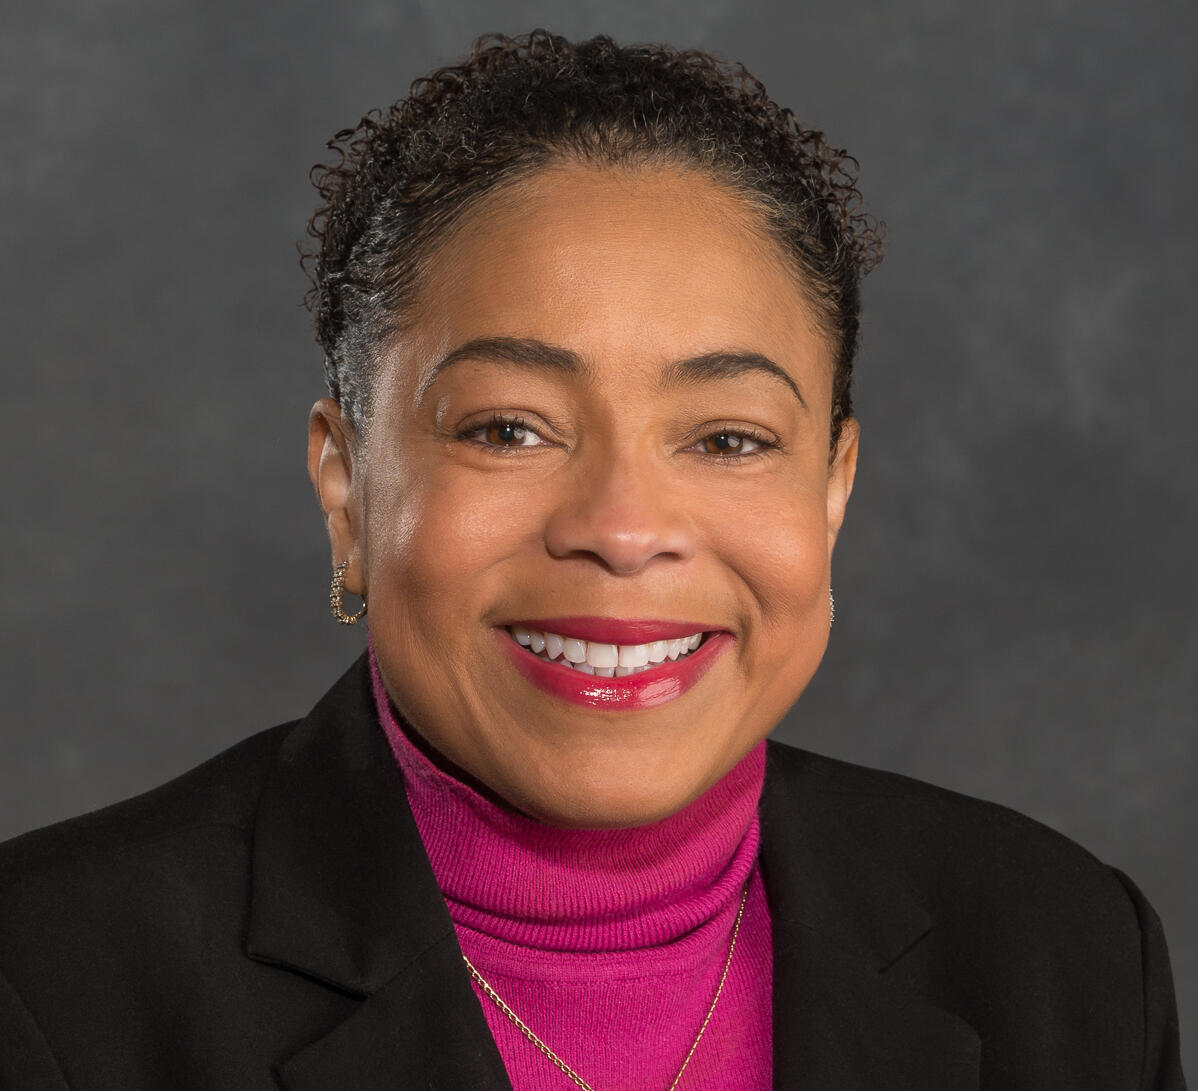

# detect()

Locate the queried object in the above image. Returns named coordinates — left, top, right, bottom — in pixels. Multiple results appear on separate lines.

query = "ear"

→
left=826, top=417, right=859, bottom=554
left=307, top=398, right=365, bottom=594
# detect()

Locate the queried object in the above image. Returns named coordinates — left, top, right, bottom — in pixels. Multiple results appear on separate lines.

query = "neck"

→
left=368, top=644, right=765, bottom=952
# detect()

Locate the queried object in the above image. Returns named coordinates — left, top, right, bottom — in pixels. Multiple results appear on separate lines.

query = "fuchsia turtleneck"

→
left=369, top=648, right=773, bottom=1090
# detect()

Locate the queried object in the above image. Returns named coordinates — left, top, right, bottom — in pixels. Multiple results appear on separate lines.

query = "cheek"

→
left=364, top=459, right=545, bottom=631
left=715, top=492, right=832, bottom=726
left=704, top=476, right=831, bottom=638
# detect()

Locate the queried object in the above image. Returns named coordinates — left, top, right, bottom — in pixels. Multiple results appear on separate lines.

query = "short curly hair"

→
left=303, top=30, right=883, bottom=452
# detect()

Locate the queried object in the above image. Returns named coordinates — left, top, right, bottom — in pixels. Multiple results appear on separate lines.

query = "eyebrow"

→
left=660, top=351, right=806, bottom=408
left=416, top=338, right=592, bottom=403
left=417, top=336, right=805, bottom=407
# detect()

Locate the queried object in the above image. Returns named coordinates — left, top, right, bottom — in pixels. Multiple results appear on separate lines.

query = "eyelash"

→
left=457, top=414, right=780, bottom=461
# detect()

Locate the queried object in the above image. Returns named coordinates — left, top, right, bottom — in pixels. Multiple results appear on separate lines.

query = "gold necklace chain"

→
left=462, top=882, right=749, bottom=1091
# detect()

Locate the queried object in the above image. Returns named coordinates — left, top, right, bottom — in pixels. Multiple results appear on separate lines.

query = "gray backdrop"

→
left=3, top=0, right=1194, bottom=1061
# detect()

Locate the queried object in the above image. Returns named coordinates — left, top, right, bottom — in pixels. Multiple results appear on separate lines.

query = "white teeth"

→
left=586, top=642, right=619, bottom=669
left=618, top=643, right=650, bottom=668
left=510, top=627, right=707, bottom=674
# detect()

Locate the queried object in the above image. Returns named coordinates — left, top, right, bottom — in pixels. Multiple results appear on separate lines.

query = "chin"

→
left=520, top=791, right=692, bottom=830
left=505, top=756, right=723, bottom=830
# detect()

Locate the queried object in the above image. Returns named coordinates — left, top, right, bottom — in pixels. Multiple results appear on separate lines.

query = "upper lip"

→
left=502, top=616, right=723, bottom=644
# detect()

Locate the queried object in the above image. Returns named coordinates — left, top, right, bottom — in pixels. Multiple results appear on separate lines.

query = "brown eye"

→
left=699, top=431, right=764, bottom=456
left=486, top=421, right=529, bottom=446
left=462, top=416, right=547, bottom=448
left=703, top=432, right=743, bottom=454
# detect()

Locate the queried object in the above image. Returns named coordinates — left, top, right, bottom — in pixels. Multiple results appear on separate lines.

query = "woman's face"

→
left=309, top=164, right=858, bottom=827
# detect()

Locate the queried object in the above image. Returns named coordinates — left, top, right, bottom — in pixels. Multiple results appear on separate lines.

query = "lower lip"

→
left=497, top=629, right=734, bottom=710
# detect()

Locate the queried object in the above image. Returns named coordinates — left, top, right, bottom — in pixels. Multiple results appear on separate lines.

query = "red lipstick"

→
left=496, top=624, right=733, bottom=711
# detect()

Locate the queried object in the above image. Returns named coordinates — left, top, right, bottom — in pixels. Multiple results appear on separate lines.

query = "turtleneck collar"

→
left=368, top=644, right=765, bottom=954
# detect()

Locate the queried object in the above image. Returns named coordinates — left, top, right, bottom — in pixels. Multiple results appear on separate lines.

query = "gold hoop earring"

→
left=829, top=587, right=836, bottom=627
left=329, top=561, right=366, bottom=625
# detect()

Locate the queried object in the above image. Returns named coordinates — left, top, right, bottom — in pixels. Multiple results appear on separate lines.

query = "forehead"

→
left=394, top=163, right=831, bottom=399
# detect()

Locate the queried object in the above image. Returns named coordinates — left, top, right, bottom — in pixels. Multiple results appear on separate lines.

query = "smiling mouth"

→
left=507, top=624, right=709, bottom=677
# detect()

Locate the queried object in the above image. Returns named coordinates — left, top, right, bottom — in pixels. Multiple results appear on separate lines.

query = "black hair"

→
left=303, top=30, right=883, bottom=452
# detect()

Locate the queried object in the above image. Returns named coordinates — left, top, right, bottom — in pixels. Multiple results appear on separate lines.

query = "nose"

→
left=542, top=449, right=696, bottom=575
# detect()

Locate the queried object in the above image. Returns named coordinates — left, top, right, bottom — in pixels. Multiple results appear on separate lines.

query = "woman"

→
left=0, top=30, right=1186, bottom=1090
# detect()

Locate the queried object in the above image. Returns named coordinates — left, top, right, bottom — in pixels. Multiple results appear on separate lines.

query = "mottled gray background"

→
left=2, top=0, right=1194, bottom=1060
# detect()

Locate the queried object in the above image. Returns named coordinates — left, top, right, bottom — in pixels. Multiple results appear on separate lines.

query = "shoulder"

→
left=761, top=742, right=1187, bottom=1085
left=767, top=738, right=1114, bottom=876
left=0, top=720, right=295, bottom=920
left=764, top=739, right=1148, bottom=959
left=0, top=719, right=304, bottom=1085
left=763, top=742, right=1187, bottom=1084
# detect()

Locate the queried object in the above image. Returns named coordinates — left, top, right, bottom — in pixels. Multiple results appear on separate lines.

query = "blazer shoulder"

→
left=763, top=742, right=1188, bottom=1086
left=764, top=739, right=1127, bottom=911
left=0, top=719, right=296, bottom=889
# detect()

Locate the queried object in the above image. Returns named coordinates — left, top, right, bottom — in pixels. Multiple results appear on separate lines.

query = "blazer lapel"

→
left=243, top=655, right=512, bottom=1090
left=273, top=932, right=512, bottom=1090
left=762, top=743, right=981, bottom=1090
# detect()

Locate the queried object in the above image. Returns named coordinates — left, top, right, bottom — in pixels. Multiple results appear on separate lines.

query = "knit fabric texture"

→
left=369, top=645, right=773, bottom=1090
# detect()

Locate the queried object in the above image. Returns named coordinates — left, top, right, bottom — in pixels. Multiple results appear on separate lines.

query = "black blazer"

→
left=0, top=655, right=1186, bottom=1089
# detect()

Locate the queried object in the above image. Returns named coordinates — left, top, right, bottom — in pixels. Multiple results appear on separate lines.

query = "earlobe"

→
left=307, top=398, right=365, bottom=593
left=826, top=418, right=860, bottom=552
